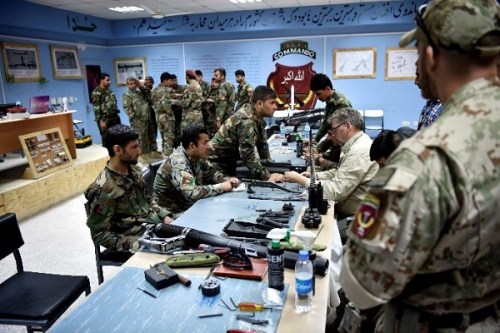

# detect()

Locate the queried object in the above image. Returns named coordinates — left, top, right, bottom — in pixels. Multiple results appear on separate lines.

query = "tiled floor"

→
left=0, top=147, right=120, bottom=332
left=0, top=194, right=121, bottom=332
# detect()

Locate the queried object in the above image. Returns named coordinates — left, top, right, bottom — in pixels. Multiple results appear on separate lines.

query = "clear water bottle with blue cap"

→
left=295, top=250, right=313, bottom=313
left=304, top=122, right=310, bottom=141
left=280, top=122, right=286, bottom=137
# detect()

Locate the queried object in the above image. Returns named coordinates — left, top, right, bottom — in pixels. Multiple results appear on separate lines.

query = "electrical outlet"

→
left=402, top=121, right=410, bottom=126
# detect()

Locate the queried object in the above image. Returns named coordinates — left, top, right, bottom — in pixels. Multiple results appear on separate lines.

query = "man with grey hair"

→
left=340, top=0, right=500, bottom=331
left=284, top=107, right=378, bottom=217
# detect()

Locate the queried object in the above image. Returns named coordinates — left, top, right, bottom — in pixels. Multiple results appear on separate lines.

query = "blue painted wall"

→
left=1, top=0, right=426, bottom=144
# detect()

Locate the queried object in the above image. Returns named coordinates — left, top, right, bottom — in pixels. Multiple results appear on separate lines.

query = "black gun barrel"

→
left=154, top=223, right=329, bottom=276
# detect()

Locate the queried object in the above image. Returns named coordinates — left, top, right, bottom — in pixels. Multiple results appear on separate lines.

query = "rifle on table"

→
left=284, top=108, right=325, bottom=132
left=235, top=159, right=306, bottom=178
left=154, top=223, right=329, bottom=276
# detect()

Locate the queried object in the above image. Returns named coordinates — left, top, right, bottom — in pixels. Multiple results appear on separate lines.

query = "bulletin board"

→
left=333, top=47, right=376, bottom=79
left=19, top=127, right=73, bottom=179
left=385, top=47, right=418, bottom=80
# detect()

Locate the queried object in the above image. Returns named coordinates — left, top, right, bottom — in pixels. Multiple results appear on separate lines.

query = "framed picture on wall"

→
left=113, top=57, right=146, bottom=86
left=385, top=47, right=418, bottom=80
left=1, top=42, right=42, bottom=82
left=49, top=45, right=82, bottom=80
left=333, top=47, right=376, bottom=79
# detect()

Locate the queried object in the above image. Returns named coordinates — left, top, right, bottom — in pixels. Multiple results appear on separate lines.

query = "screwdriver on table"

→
left=236, top=302, right=267, bottom=312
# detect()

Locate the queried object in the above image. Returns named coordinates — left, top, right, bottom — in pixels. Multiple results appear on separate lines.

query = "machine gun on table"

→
left=138, top=224, right=186, bottom=254
left=235, top=159, right=306, bottom=179
left=153, top=223, right=329, bottom=276
left=284, top=108, right=324, bottom=132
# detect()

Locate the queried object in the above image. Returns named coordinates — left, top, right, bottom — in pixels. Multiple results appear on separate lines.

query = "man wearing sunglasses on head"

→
left=340, top=1, right=500, bottom=332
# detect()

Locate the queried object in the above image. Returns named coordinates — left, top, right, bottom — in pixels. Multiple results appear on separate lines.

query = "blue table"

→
left=173, top=197, right=304, bottom=235
left=50, top=267, right=288, bottom=333
left=49, top=134, right=337, bottom=333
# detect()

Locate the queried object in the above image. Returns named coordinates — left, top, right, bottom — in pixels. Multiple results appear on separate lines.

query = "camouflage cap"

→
left=399, top=0, right=500, bottom=57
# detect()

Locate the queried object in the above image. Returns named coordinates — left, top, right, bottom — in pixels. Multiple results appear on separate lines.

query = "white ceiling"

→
left=25, top=0, right=399, bottom=20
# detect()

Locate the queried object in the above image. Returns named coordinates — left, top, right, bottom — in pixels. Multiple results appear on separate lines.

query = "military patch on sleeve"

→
left=180, top=172, right=195, bottom=190
left=94, top=202, right=109, bottom=216
left=352, top=193, right=380, bottom=239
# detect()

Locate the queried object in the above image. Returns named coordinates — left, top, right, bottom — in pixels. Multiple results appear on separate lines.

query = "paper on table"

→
left=232, top=183, right=246, bottom=192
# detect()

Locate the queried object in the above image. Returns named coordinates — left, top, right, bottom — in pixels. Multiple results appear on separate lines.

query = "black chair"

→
left=84, top=203, right=132, bottom=285
left=0, top=213, right=91, bottom=333
left=142, top=159, right=164, bottom=197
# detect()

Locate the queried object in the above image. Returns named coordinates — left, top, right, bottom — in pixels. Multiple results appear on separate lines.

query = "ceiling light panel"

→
left=109, top=6, right=144, bottom=13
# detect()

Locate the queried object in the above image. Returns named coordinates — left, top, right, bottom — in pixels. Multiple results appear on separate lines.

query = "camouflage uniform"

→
left=159, top=80, right=205, bottom=156
left=201, top=85, right=219, bottom=138
left=85, top=164, right=171, bottom=252
left=215, top=79, right=236, bottom=124
left=91, top=86, right=121, bottom=146
left=142, top=85, right=158, bottom=144
left=315, top=91, right=352, bottom=159
left=340, top=1, right=500, bottom=330
left=153, top=146, right=229, bottom=217
left=122, top=87, right=157, bottom=154
left=207, top=103, right=271, bottom=180
left=151, top=85, right=169, bottom=144
left=199, top=80, right=211, bottom=99
left=235, top=80, right=253, bottom=111
left=341, top=77, right=500, bottom=330
left=151, top=85, right=169, bottom=114
left=152, top=86, right=179, bottom=156
left=312, top=131, right=378, bottom=217
left=180, top=79, right=204, bottom=126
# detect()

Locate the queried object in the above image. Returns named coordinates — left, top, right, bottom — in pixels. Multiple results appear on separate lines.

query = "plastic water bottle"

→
left=279, top=122, right=287, bottom=145
left=279, top=122, right=286, bottom=138
left=295, top=250, right=313, bottom=313
left=304, top=122, right=311, bottom=141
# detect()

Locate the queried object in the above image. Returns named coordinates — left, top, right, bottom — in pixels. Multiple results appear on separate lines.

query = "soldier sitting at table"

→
left=153, top=123, right=240, bottom=218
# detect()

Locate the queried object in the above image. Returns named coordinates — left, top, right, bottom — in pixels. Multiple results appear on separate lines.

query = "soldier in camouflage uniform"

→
left=143, top=75, right=158, bottom=143
left=340, top=1, right=500, bottom=332
left=151, top=72, right=181, bottom=156
left=171, top=74, right=185, bottom=95
left=201, top=78, right=219, bottom=138
left=91, top=72, right=121, bottom=146
left=195, top=69, right=211, bottom=99
left=207, top=86, right=284, bottom=182
left=213, top=67, right=236, bottom=129
left=85, top=124, right=173, bottom=252
left=160, top=71, right=199, bottom=157
left=180, top=70, right=204, bottom=126
left=153, top=124, right=240, bottom=217
left=234, top=69, right=253, bottom=111
left=122, top=77, right=160, bottom=161
left=310, top=73, right=352, bottom=163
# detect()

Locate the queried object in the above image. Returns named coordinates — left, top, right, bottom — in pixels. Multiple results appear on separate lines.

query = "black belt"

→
left=423, top=301, right=499, bottom=328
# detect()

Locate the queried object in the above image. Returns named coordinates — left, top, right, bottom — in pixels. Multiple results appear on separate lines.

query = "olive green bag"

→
left=165, top=253, right=221, bottom=268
